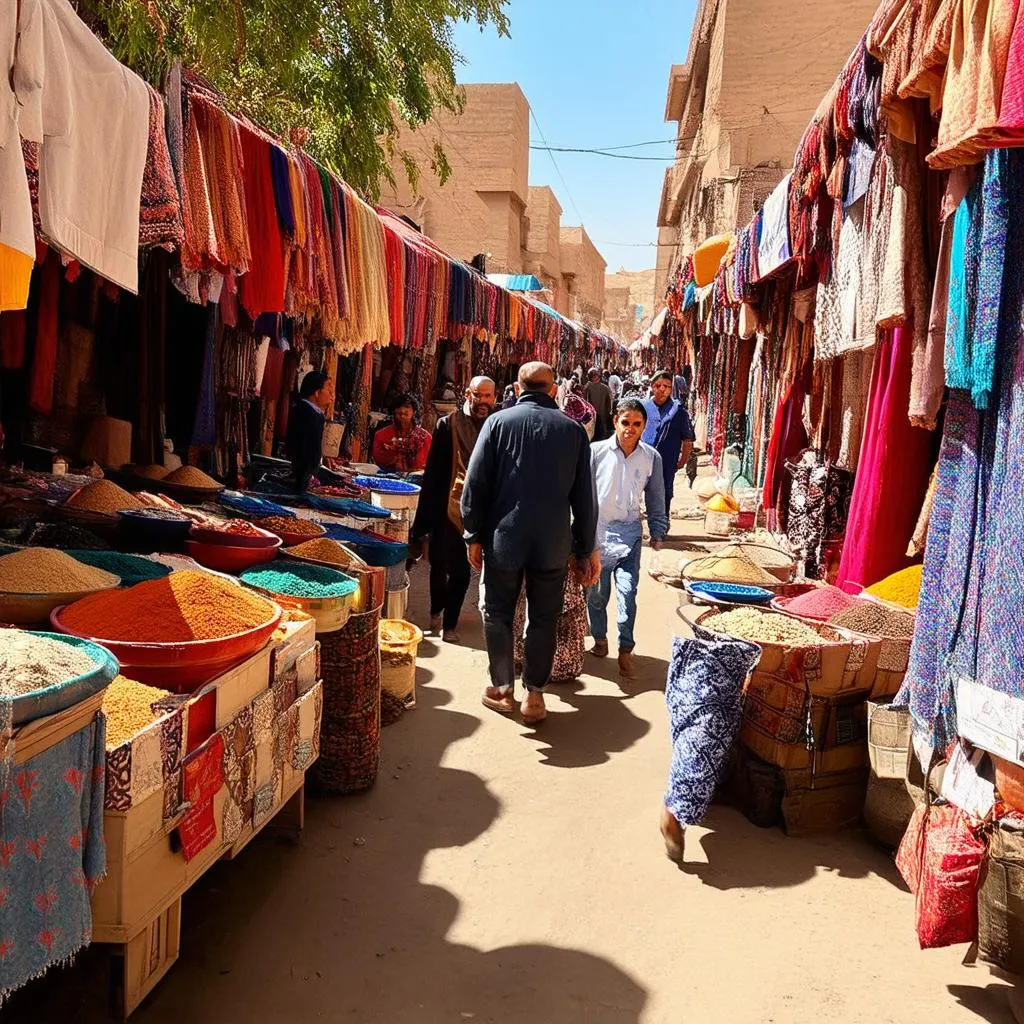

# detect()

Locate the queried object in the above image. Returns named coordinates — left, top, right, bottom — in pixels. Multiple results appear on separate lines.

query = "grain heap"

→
left=65, top=479, right=144, bottom=514
left=829, top=601, right=915, bottom=639
left=164, top=465, right=221, bottom=489
left=0, top=629, right=99, bottom=694
left=67, top=550, right=171, bottom=586
left=102, top=675, right=172, bottom=748
left=60, top=570, right=276, bottom=643
left=0, top=547, right=119, bottom=594
left=26, top=522, right=110, bottom=550
left=704, top=608, right=827, bottom=646
left=242, top=562, right=357, bottom=600
left=258, top=515, right=321, bottom=537
left=682, top=552, right=779, bottom=587
left=778, top=585, right=862, bottom=621
left=719, top=542, right=793, bottom=571
left=131, top=464, right=169, bottom=480
left=285, top=537, right=358, bottom=567
left=865, top=564, right=924, bottom=609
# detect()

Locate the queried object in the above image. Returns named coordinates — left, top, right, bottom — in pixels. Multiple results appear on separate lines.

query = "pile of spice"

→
left=67, top=550, right=171, bottom=586
left=0, top=547, right=119, bottom=594
left=65, top=479, right=145, bottom=514
left=124, top=506, right=191, bottom=522
left=60, top=569, right=276, bottom=643
left=719, top=542, right=793, bottom=572
left=102, top=674, right=173, bottom=748
left=26, top=521, right=110, bottom=550
left=0, top=629, right=100, bottom=695
left=865, top=564, right=924, bottom=609
left=164, top=465, right=221, bottom=489
left=285, top=537, right=358, bottom=567
left=130, top=464, right=168, bottom=480
left=258, top=515, right=321, bottom=537
left=242, top=562, right=357, bottom=600
left=777, top=585, right=863, bottom=621
left=829, top=601, right=915, bottom=639
left=682, top=553, right=779, bottom=587
left=704, top=608, right=827, bottom=646
left=210, top=520, right=265, bottom=539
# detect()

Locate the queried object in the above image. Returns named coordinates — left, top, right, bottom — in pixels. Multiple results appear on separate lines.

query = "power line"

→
left=530, top=147, right=677, bottom=161
left=529, top=107, right=587, bottom=229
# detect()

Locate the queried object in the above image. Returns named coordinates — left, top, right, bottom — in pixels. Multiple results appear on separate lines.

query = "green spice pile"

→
left=67, top=550, right=171, bottom=587
left=0, top=629, right=99, bottom=694
left=829, top=601, right=915, bottom=639
left=0, top=547, right=120, bottom=594
left=704, top=608, right=827, bottom=646
left=241, top=562, right=357, bottom=600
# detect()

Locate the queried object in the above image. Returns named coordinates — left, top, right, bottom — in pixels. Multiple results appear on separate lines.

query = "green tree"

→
left=77, top=0, right=509, bottom=195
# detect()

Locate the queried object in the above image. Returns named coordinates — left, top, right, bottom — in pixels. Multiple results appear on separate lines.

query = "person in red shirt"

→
left=371, top=393, right=432, bottom=473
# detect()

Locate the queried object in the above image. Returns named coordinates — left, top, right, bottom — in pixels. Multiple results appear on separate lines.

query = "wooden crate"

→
left=113, top=898, right=182, bottom=1019
left=12, top=690, right=104, bottom=764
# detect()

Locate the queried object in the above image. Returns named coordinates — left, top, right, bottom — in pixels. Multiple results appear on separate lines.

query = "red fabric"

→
left=238, top=125, right=286, bottom=317
left=382, top=221, right=405, bottom=344
left=29, top=251, right=59, bottom=416
left=260, top=345, right=284, bottom=400
left=836, top=327, right=932, bottom=590
left=762, top=363, right=810, bottom=512
left=371, top=423, right=431, bottom=473
left=0, top=310, right=27, bottom=370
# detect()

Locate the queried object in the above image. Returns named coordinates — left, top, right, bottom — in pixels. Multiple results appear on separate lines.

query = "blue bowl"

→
left=321, top=524, right=409, bottom=567
left=118, top=508, right=193, bottom=549
left=306, top=495, right=390, bottom=519
left=352, top=476, right=421, bottom=496
left=10, top=631, right=120, bottom=725
left=688, top=582, right=774, bottom=605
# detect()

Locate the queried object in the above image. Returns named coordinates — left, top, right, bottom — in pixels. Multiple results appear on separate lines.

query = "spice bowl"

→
left=0, top=581, right=121, bottom=628
left=189, top=523, right=280, bottom=549
left=241, top=582, right=356, bottom=634
left=184, top=537, right=282, bottom=574
left=256, top=518, right=326, bottom=548
left=119, top=508, right=194, bottom=551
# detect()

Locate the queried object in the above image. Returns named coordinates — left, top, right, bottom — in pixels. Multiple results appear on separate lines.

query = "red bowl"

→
left=50, top=603, right=283, bottom=692
left=184, top=537, right=281, bottom=574
left=190, top=523, right=280, bottom=549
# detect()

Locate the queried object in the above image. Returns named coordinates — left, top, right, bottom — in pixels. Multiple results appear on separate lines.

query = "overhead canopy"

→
left=650, top=306, right=669, bottom=337
left=486, top=273, right=545, bottom=292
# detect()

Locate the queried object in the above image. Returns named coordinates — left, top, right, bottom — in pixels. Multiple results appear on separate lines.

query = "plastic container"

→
left=184, top=537, right=281, bottom=574
left=384, top=585, right=410, bottom=620
left=379, top=619, right=423, bottom=706
left=704, top=509, right=735, bottom=536
left=353, top=476, right=421, bottom=511
left=239, top=564, right=358, bottom=635
left=10, top=631, right=120, bottom=725
left=50, top=603, right=283, bottom=691
left=687, top=582, right=773, bottom=606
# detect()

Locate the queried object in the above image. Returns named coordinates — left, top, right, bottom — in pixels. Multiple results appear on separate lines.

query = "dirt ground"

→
left=8, top=485, right=1017, bottom=1024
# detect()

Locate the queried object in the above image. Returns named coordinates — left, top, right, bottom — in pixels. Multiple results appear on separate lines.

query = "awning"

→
left=486, top=273, right=544, bottom=291
left=649, top=306, right=669, bottom=337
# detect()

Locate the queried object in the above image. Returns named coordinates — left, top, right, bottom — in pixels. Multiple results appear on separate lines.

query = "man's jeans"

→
left=480, top=564, right=567, bottom=693
left=586, top=539, right=642, bottom=652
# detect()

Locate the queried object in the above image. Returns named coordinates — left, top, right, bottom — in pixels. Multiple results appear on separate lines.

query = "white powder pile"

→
left=0, top=629, right=99, bottom=695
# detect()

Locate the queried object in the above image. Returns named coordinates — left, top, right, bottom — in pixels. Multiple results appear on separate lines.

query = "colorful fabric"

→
left=138, top=85, right=184, bottom=251
left=0, top=717, right=106, bottom=1003
left=663, top=626, right=760, bottom=827
left=238, top=123, right=286, bottom=317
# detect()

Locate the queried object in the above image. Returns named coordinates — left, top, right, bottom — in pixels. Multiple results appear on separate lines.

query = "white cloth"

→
left=756, top=172, right=793, bottom=278
left=0, top=7, right=35, bottom=263
left=14, top=0, right=149, bottom=292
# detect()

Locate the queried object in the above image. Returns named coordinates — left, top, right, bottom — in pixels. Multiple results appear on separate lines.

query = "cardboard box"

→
left=271, top=614, right=317, bottom=686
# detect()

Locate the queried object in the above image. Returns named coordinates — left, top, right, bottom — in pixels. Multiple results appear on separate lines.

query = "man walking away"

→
left=584, top=367, right=613, bottom=442
left=642, top=369, right=695, bottom=521
left=608, top=367, right=623, bottom=408
left=462, top=362, right=599, bottom=724
left=588, top=399, right=669, bottom=679
left=672, top=365, right=692, bottom=405
left=410, top=376, right=496, bottom=643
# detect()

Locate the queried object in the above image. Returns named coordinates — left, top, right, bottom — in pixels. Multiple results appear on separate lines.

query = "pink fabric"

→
left=836, top=327, right=933, bottom=590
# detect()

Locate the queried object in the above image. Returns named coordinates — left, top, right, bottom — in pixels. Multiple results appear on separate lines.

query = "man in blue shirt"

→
left=588, top=398, right=670, bottom=679
left=642, top=369, right=695, bottom=520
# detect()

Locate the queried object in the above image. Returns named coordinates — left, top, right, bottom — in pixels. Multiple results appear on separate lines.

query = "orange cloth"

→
left=0, top=244, right=33, bottom=312
left=693, top=234, right=732, bottom=287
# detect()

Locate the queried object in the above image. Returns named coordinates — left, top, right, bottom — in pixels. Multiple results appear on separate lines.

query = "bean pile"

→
left=242, top=562, right=357, bottom=600
left=131, top=464, right=168, bottom=480
left=829, top=601, right=915, bottom=639
left=26, top=521, right=110, bottom=551
left=683, top=553, right=779, bottom=587
left=102, top=674, right=172, bottom=749
left=704, top=608, right=827, bottom=646
left=67, top=550, right=171, bottom=586
left=285, top=537, right=357, bottom=567
left=0, top=629, right=100, bottom=695
left=0, top=547, right=119, bottom=594
left=65, top=479, right=144, bottom=514
left=865, top=564, right=923, bottom=609
left=258, top=515, right=321, bottom=537
left=60, top=569, right=276, bottom=643
left=164, top=465, right=221, bottom=489
left=779, top=585, right=861, bottom=621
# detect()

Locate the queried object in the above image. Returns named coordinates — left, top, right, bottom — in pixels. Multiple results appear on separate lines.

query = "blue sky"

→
left=452, top=0, right=698, bottom=273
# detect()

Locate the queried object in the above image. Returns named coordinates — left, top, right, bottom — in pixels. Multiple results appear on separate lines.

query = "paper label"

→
left=941, top=740, right=995, bottom=820
left=956, top=676, right=1024, bottom=765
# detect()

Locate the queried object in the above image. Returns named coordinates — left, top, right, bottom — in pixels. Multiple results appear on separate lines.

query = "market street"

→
left=7, top=504, right=1010, bottom=1024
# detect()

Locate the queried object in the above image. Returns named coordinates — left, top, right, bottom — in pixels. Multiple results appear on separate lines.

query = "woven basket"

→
left=309, top=606, right=382, bottom=793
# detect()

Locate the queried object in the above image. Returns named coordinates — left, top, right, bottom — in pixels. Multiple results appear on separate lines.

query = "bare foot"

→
left=660, top=805, right=684, bottom=863
left=521, top=690, right=547, bottom=724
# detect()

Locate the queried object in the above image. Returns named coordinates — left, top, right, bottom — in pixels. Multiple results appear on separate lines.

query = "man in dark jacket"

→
left=410, top=376, right=496, bottom=644
left=285, top=370, right=333, bottom=492
left=462, top=361, right=600, bottom=725
left=584, top=367, right=613, bottom=441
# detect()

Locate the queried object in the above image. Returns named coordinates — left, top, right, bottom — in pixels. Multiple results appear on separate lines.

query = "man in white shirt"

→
left=608, top=368, right=623, bottom=406
left=587, top=398, right=670, bottom=678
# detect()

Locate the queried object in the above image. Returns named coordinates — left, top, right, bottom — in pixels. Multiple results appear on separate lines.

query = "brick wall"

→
left=560, top=226, right=606, bottom=327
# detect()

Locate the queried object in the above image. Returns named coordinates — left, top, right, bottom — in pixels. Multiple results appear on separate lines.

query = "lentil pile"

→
left=865, top=564, right=924, bottom=609
left=704, top=608, right=827, bottom=646
left=241, top=562, right=357, bottom=600
left=259, top=515, right=321, bottom=537
left=0, top=547, right=119, bottom=594
left=213, top=520, right=266, bottom=538
left=164, top=465, right=221, bottom=489
left=60, top=569, right=276, bottom=643
left=779, top=585, right=862, bottom=621
left=67, top=550, right=171, bottom=586
left=0, top=629, right=99, bottom=695
left=65, top=479, right=144, bottom=514
left=682, top=553, right=779, bottom=587
left=285, top=537, right=357, bottom=567
left=26, top=521, right=110, bottom=551
left=131, top=464, right=168, bottom=480
left=719, top=542, right=793, bottom=570
left=102, top=674, right=172, bottom=748
left=829, top=601, right=915, bottom=639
